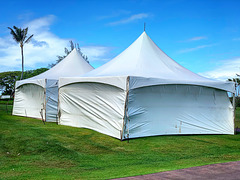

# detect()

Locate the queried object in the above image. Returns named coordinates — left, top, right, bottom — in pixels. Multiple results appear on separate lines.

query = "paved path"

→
left=113, top=161, right=240, bottom=180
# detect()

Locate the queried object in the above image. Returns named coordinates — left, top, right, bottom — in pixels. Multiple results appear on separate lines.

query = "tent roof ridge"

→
left=135, top=32, right=146, bottom=64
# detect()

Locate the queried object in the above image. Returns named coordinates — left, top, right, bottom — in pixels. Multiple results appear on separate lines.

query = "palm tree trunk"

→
left=20, top=44, right=24, bottom=80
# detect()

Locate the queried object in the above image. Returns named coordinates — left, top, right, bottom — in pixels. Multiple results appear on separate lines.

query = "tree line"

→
left=0, top=68, right=48, bottom=95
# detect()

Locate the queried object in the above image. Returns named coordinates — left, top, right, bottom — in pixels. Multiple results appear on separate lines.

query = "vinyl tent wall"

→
left=124, top=76, right=235, bottom=139
left=58, top=76, right=235, bottom=140
left=125, top=84, right=234, bottom=139
left=13, top=79, right=59, bottom=122
left=13, top=82, right=45, bottom=119
left=45, top=79, right=58, bottom=122
left=58, top=76, right=128, bottom=139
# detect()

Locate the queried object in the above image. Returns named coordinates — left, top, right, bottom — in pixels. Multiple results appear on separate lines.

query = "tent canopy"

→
left=16, top=48, right=94, bottom=88
left=60, top=32, right=234, bottom=93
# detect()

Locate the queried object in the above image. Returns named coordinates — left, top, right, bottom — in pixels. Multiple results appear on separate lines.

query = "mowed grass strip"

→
left=0, top=102, right=240, bottom=179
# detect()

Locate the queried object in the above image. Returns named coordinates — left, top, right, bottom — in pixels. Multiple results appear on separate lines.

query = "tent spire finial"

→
left=144, top=22, right=146, bottom=32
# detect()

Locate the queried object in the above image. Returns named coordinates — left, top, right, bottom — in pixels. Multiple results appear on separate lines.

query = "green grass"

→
left=235, top=107, right=240, bottom=128
left=1, top=103, right=240, bottom=179
left=0, top=99, right=13, bottom=105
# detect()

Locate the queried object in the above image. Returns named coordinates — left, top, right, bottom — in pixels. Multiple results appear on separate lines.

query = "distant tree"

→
left=228, top=78, right=240, bottom=87
left=48, top=40, right=89, bottom=68
left=228, top=74, right=240, bottom=98
left=8, top=26, right=34, bottom=80
left=76, top=42, right=89, bottom=63
left=228, top=73, right=240, bottom=87
left=0, top=68, right=48, bottom=95
left=0, top=71, right=21, bottom=95
left=23, top=68, right=49, bottom=79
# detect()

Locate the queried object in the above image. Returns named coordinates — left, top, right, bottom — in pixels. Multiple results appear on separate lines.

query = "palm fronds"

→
left=8, top=26, right=33, bottom=45
left=8, top=26, right=34, bottom=80
left=25, top=34, right=34, bottom=44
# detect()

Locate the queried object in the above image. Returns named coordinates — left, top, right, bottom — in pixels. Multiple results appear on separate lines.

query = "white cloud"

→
left=178, top=44, right=215, bottom=53
left=108, top=13, right=150, bottom=26
left=81, top=46, right=112, bottom=61
left=187, top=36, right=207, bottom=41
left=0, top=15, right=112, bottom=72
left=26, top=15, right=55, bottom=34
left=0, top=15, right=69, bottom=72
left=200, top=57, right=240, bottom=80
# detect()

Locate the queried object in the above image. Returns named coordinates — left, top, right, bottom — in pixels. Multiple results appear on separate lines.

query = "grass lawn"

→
left=1, top=101, right=240, bottom=179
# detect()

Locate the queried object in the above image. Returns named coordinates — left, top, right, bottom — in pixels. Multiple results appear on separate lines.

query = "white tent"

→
left=13, top=49, right=94, bottom=122
left=58, top=32, right=235, bottom=140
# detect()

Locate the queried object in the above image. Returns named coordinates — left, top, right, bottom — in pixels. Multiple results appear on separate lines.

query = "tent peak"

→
left=141, top=30, right=148, bottom=36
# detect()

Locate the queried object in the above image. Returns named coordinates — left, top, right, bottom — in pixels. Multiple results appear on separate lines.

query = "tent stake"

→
left=40, top=109, right=45, bottom=125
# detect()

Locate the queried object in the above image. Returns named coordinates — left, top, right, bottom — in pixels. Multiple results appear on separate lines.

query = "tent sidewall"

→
left=124, top=84, right=234, bottom=139
left=13, top=83, right=45, bottom=119
left=45, top=79, right=59, bottom=122
left=58, top=81, right=127, bottom=139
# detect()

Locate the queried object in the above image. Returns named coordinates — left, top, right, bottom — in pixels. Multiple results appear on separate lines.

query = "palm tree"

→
left=8, top=26, right=34, bottom=80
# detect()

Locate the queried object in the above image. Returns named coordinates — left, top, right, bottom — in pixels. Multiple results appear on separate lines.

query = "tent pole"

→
left=44, top=79, right=47, bottom=124
left=233, top=92, right=236, bottom=135
left=121, top=76, right=130, bottom=141
left=57, top=81, right=60, bottom=125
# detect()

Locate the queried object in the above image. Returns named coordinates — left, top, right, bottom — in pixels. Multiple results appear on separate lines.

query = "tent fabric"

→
left=129, top=76, right=235, bottom=93
left=59, top=81, right=127, bottom=139
left=13, top=49, right=94, bottom=122
left=12, top=83, right=45, bottom=119
left=59, top=77, right=234, bottom=139
left=80, top=32, right=235, bottom=93
left=124, top=84, right=234, bottom=139
left=15, top=49, right=94, bottom=88
left=16, top=79, right=46, bottom=89
left=58, top=32, right=235, bottom=139
left=45, top=79, right=58, bottom=122
left=59, top=76, right=128, bottom=90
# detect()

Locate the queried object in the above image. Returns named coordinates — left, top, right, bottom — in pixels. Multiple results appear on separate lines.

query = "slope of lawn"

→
left=0, top=101, right=240, bottom=179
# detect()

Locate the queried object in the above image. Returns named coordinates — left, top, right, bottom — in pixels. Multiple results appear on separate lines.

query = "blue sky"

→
left=0, top=0, right=239, bottom=80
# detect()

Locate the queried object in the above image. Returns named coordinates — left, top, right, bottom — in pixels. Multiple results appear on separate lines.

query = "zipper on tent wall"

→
left=121, top=76, right=130, bottom=141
